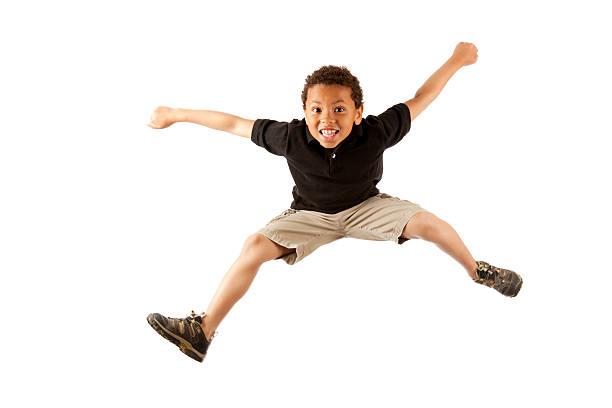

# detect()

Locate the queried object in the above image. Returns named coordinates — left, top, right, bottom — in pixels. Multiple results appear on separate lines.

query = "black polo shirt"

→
left=251, top=102, right=411, bottom=214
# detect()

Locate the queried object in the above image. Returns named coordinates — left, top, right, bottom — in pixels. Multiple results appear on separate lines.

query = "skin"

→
left=405, top=42, right=478, bottom=121
left=147, top=42, right=481, bottom=340
left=303, top=84, right=364, bottom=149
left=147, top=42, right=478, bottom=135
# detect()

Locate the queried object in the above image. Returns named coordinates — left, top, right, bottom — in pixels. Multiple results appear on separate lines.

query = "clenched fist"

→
left=452, top=42, right=478, bottom=66
left=147, top=106, right=177, bottom=129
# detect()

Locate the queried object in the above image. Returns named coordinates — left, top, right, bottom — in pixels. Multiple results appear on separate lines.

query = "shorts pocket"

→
left=377, top=193, right=399, bottom=200
left=266, top=208, right=298, bottom=225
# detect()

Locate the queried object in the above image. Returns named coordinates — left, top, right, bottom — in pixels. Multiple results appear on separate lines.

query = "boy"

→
left=146, top=42, right=522, bottom=363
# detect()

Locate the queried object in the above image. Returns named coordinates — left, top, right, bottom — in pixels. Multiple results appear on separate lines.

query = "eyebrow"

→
left=310, top=99, right=346, bottom=105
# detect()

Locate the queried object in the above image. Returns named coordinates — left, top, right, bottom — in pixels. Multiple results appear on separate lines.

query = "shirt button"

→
left=331, top=153, right=336, bottom=158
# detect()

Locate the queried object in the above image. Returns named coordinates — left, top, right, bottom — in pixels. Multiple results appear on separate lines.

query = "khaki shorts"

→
left=257, top=193, right=428, bottom=265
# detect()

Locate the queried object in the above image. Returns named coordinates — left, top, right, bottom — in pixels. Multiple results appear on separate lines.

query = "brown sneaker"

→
left=147, top=311, right=216, bottom=362
left=474, top=261, right=523, bottom=297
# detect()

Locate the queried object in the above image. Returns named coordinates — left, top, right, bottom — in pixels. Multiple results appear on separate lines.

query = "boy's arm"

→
left=148, top=107, right=255, bottom=138
left=404, top=42, right=478, bottom=121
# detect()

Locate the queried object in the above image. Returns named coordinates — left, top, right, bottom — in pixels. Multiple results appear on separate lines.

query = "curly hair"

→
left=301, top=65, right=363, bottom=110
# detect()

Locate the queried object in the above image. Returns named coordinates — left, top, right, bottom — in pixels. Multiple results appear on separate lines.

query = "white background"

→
left=2, top=0, right=611, bottom=406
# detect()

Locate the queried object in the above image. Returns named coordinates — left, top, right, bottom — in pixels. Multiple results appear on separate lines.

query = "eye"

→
left=311, top=107, right=344, bottom=113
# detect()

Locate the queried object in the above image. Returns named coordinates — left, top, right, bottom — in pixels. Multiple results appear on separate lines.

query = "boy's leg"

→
left=401, top=212, right=478, bottom=279
left=147, top=233, right=293, bottom=362
left=401, top=211, right=522, bottom=297
left=200, top=233, right=295, bottom=340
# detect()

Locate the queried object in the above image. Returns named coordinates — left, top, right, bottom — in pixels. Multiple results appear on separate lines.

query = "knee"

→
left=240, top=234, right=268, bottom=260
left=402, top=211, right=440, bottom=240
left=240, top=233, right=285, bottom=264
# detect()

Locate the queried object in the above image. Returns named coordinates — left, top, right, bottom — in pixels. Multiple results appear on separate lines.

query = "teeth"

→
left=321, top=129, right=337, bottom=137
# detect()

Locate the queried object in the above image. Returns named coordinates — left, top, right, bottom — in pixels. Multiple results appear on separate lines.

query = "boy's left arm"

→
left=404, top=42, right=478, bottom=121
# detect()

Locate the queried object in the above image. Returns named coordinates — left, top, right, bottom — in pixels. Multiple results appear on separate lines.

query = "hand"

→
left=451, top=42, right=479, bottom=67
left=147, top=106, right=177, bottom=129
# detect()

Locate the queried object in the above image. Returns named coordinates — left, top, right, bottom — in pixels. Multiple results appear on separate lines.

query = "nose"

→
left=321, top=111, right=336, bottom=124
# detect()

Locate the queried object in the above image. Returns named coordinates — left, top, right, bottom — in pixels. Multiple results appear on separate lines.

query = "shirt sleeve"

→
left=376, top=103, right=412, bottom=149
left=250, top=118, right=289, bottom=157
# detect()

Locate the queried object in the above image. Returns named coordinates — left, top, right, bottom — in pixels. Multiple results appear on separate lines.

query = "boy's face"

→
left=304, top=84, right=363, bottom=149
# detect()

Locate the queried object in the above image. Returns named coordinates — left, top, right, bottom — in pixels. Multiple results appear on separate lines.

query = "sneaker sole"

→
left=147, top=314, right=206, bottom=362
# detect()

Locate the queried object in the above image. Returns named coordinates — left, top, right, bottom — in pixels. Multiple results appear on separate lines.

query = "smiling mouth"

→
left=319, top=129, right=340, bottom=139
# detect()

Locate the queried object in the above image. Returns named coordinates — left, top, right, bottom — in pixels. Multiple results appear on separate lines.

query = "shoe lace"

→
left=188, top=310, right=218, bottom=341
left=477, top=262, right=498, bottom=281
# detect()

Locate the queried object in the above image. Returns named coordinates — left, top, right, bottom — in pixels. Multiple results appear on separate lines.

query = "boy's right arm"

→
left=147, top=106, right=255, bottom=139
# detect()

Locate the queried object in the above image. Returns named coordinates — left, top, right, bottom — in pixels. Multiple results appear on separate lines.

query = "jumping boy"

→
left=146, top=42, right=522, bottom=363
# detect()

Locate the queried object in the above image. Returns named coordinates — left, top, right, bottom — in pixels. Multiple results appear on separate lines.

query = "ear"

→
left=354, top=103, right=364, bottom=125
